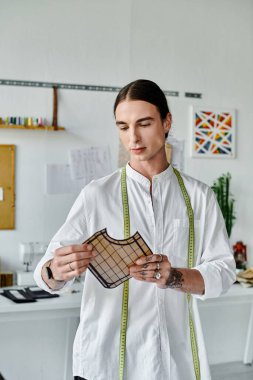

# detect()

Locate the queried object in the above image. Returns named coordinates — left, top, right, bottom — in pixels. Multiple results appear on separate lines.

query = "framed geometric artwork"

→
left=191, top=107, right=236, bottom=158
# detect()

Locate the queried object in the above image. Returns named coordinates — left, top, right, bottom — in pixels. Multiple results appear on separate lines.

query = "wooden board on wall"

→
left=0, top=145, right=15, bottom=229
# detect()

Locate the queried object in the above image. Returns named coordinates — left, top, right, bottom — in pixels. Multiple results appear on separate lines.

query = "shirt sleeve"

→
left=34, top=189, right=88, bottom=294
left=192, top=188, right=236, bottom=301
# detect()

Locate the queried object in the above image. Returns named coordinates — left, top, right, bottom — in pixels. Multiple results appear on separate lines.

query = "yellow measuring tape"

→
left=173, top=168, right=201, bottom=380
left=119, top=166, right=201, bottom=380
left=119, top=167, right=130, bottom=380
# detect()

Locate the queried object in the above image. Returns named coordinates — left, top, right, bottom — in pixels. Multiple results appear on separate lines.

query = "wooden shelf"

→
left=1, top=87, right=64, bottom=131
left=0, top=124, right=65, bottom=131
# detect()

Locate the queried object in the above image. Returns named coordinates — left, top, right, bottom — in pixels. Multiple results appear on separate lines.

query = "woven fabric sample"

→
left=84, top=228, right=153, bottom=288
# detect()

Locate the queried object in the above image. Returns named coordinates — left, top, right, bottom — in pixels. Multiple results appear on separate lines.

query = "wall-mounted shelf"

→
left=0, top=124, right=65, bottom=131
left=0, top=86, right=64, bottom=131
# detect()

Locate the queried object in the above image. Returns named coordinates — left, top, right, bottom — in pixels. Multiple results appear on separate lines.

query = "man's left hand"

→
left=129, top=254, right=171, bottom=289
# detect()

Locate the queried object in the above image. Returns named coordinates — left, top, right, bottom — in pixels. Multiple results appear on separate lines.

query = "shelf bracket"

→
left=52, top=86, right=58, bottom=131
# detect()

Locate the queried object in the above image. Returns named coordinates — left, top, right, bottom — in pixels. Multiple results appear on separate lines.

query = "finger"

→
left=62, top=261, right=90, bottom=278
left=131, top=273, right=158, bottom=283
left=62, top=266, right=87, bottom=281
left=64, top=256, right=96, bottom=272
left=55, top=243, right=94, bottom=256
left=129, top=262, right=160, bottom=275
left=55, top=256, right=95, bottom=271
left=131, top=266, right=163, bottom=279
left=52, top=255, right=95, bottom=279
left=55, top=247, right=97, bottom=265
left=57, top=249, right=97, bottom=266
left=68, top=261, right=89, bottom=273
left=135, top=254, right=166, bottom=266
left=70, top=257, right=96, bottom=269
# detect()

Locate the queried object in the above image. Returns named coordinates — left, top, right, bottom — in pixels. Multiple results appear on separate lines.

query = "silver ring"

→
left=157, top=254, right=163, bottom=263
left=156, top=262, right=160, bottom=270
left=69, top=262, right=74, bottom=271
left=154, top=271, right=161, bottom=280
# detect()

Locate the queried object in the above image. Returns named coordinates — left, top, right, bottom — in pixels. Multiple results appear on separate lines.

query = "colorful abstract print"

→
left=194, top=110, right=234, bottom=157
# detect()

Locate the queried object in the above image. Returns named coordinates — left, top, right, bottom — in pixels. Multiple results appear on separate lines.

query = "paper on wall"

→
left=118, top=139, right=130, bottom=168
left=69, top=146, right=112, bottom=181
left=166, top=136, right=184, bottom=171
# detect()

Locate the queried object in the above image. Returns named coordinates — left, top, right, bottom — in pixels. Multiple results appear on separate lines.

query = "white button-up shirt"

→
left=34, top=164, right=236, bottom=380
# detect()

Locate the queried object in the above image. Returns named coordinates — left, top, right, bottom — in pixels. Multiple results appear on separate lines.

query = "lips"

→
left=130, top=147, right=146, bottom=153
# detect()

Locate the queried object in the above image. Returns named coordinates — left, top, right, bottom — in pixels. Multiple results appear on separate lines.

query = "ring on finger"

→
left=157, top=254, right=163, bottom=263
left=154, top=270, right=161, bottom=280
left=69, top=262, right=74, bottom=271
left=156, top=262, right=160, bottom=270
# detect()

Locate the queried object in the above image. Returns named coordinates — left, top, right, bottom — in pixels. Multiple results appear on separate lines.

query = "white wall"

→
left=0, top=0, right=252, bottom=272
left=0, top=0, right=253, bottom=376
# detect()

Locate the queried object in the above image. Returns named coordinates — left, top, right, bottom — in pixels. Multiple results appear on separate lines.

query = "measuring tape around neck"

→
left=173, top=168, right=201, bottom=380
left=119, top=166, right=201, bottom=380
left=119, top=167, right=130, bottom=380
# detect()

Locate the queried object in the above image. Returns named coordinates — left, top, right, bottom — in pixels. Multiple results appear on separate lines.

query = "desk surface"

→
left=0, top=283, right=253, bottom=314
left=199, top=283, right=253, bottom=306
left=0, top=284, right=82, bottom=314
left=221, top=283, right=253, bottom=297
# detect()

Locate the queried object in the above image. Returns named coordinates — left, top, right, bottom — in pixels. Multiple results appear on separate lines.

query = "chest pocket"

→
left=171, top=218, right=200, bottom=267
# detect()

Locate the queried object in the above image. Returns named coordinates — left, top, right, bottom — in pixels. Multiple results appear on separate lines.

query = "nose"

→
left=129, top=126, right=140, bottom=145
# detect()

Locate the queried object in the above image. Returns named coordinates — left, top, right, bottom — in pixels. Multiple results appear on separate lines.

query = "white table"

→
left=198, top=283, right=253, bottom=365
left=0, top=284, right=82, bottom=380
left=1, top=283, right=253, bottom=380
left=204, top=283, right=253, bottom=305
left=222, top=284, right=253, bottom=365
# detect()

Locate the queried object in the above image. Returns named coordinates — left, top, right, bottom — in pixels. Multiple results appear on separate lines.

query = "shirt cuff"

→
left=192, top=262, right=223, bottom=301
left=33, top=255, right=75, bottom=295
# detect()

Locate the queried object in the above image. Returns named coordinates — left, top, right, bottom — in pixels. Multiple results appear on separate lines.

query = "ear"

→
left=163, top=113, right=172, bottom=134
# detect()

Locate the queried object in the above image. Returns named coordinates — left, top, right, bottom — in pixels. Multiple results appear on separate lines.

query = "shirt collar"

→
left=125, top=162, right=173, bottom=186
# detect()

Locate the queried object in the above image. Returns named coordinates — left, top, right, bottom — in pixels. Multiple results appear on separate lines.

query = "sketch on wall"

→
left=191, top=107, right=236, bottom=158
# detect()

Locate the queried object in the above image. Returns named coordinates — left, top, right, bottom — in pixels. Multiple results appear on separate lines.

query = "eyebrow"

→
left=116, top=117, right=154, bottom=126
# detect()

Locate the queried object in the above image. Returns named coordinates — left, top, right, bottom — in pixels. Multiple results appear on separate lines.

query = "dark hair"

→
left=114, top=79, right=171, bottom=138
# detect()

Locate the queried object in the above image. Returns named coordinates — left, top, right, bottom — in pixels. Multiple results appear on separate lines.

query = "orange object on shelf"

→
left=233, top=241, right=247, bottom=270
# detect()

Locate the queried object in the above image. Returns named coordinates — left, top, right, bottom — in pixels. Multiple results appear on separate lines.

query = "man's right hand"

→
left=50, top=243, right=97, bottom=281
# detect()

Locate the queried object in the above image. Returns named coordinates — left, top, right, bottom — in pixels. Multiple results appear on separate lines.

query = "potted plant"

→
left=211, top=173, right=236, bottom=238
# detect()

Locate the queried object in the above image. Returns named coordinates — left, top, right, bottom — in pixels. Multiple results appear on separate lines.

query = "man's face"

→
left=115, top=100, right=170, bottom=164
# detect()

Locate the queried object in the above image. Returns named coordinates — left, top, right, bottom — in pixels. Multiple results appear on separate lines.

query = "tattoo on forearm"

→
left=166, top=268, right=184, bottom=289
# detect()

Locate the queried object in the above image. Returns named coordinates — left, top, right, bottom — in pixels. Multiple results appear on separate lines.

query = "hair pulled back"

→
left=114, top=79, right=170, bottom=120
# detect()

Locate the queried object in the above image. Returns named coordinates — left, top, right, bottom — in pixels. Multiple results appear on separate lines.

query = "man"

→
left=34, top=79, right=236, bottom=380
